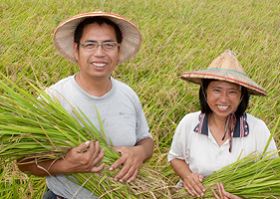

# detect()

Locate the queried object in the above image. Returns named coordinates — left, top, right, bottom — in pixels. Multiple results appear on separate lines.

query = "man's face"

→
left=74, top=23, right=120, bottom=81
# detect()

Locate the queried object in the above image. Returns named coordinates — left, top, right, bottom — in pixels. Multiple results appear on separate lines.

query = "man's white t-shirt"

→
left=46, top=75, right=150, bottom=198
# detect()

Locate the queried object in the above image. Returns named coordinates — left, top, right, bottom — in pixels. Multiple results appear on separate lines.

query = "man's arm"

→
left=135, top=136, right=154, bottom=160
left=109, top=137, right=154, bottom=182
left=17, top=141, right=104, bottom=176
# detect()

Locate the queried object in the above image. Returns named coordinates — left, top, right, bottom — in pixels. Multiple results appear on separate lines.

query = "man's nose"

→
left=94, top=45, right=105, bottom=56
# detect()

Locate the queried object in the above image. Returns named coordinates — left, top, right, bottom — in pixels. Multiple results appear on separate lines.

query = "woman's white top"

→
left=168, top=111, right=277, bottom=177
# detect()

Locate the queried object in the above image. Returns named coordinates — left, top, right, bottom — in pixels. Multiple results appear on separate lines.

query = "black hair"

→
left=199, top=79, right=250, bottom=117
left=74, top=17, right=123, bottom=45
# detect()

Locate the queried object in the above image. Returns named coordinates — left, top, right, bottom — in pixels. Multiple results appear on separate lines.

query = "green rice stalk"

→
left=0, top=160, right=46, bottom=199
left=0, top=75, right=172, bottom=198
left=172, top=152, right=280, bottom=198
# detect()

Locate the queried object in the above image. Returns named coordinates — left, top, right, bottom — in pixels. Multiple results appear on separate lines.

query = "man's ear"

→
left=116, top=46, right=121, bottom=64
left=73, top=43, right=79, bottom=61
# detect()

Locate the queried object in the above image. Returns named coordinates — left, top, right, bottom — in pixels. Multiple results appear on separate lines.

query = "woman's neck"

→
left=208, top=113, right=229, bottom=145
left=208, top=113, right=227, bottom=129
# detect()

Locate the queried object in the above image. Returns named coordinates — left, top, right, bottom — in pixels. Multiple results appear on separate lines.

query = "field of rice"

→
left=1, top=0, right=280, bottom=198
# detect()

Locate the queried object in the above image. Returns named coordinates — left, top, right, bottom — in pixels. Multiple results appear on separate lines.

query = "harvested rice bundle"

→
left=0, top=77, right=171, bottom=198
left=172, top=152, right=280, bottom=198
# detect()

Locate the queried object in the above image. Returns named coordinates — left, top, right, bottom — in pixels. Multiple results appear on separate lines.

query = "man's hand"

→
left=61, top=140, right=104, bottom=173
left=109, top=145, right=145, bottom=183
left=17, top=140, right=104, bottom=176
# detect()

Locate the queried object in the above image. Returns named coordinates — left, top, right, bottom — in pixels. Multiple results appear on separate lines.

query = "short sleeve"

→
left=134, top=95, right=151, bottom=142
left=168, top=118, right=187, bottom=162
left=255, top=119, right=278, bottom=155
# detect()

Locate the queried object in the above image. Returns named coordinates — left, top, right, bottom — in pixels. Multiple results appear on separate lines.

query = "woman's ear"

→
left=202, top=86, right=207, bottom=101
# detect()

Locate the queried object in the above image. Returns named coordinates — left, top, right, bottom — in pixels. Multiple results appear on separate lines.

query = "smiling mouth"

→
left=92, top=62, right=106, bottom=68
left=217, top=105, right=229, bottom=111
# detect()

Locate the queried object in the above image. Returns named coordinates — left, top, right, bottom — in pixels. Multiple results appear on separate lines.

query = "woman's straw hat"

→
left=53, top=11, right=142, bottom=64
left=181, top=50, right=266, bottom=95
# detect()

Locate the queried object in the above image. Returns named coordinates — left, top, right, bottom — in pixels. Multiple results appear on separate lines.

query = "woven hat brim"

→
left=53, top=12, right=142, bottom=64
left=181, top=69, right=266, bottom=96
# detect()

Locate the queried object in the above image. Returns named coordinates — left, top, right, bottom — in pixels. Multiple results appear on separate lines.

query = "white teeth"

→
left=93, top=63, right=106, bottom=68
left=217, top=105, right=228, bottom=111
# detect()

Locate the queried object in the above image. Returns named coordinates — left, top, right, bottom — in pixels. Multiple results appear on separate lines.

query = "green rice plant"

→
left=0, top=160, right=46, bottom=199
left=172, top=152, right=280, bottom=199
left=1, top=0, right=280, bottom=198
left=0, top=75, right=172, bottom=198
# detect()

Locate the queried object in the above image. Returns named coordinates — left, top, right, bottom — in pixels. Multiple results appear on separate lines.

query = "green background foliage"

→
left=1, top=0, right=280, bottom=198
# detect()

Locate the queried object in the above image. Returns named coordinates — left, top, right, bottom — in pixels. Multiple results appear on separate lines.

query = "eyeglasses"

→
left=79, top=41, right=120, bottom=51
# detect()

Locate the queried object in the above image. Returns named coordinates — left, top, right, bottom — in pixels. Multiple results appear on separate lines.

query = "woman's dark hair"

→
left=74, top=17, right=123, bottom=45
left=199, top=79, right=250, bottom=117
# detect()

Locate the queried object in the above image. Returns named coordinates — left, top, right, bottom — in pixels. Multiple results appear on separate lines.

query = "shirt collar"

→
left=194, top=112, right=249, bottom=138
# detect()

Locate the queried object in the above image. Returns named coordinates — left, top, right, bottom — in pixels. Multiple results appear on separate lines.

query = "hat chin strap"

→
left=222, top=113, right=236, bottom=152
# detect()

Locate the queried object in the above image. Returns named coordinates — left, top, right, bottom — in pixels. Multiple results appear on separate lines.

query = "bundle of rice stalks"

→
left=172, top=152, right=280, bottom=198
left=0, top=76, right=172, bottom=198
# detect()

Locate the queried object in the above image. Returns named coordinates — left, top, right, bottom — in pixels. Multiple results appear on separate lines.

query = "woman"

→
left=168, top=50, right=277, bottom=198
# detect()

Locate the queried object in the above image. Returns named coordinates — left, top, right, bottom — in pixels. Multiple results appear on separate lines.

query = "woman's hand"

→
left=183, top=172, right=205, bottom=197
left=212, top=183, right=242, bottom=199
left=170, top=159, right=205, bottom=197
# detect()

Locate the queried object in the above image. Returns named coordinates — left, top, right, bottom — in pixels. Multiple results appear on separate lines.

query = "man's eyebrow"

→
left=83, top=40, right=96, bottom=43
left=83, top=39, right=116, bottom=43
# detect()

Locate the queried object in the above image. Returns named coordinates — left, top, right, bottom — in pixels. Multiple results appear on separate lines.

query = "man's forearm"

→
left=136, top=137, right=154, bottom=162
left=17, top=158, right=65, bottom=177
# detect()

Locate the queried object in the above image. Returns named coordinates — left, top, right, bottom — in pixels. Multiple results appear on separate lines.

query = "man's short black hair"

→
left=74, top=17, right=123, bottom=45
left=199, top=79, right=250, bottom=117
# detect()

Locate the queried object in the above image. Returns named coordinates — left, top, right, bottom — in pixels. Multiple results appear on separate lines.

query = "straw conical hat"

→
left=53, top=11, right=142, bottom=64
left=181, top=50, right=266, bottom=95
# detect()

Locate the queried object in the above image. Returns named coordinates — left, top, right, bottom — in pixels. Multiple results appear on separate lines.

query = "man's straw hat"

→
left=53, top=11, right=142, bottom=64
left=181, top=50, right=266, bottom=96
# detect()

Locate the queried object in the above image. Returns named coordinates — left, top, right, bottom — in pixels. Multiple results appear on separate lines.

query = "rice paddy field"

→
left=1, top=0, right=280, bottom=198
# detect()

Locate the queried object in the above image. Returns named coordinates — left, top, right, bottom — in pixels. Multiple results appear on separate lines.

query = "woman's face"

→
left=206, top=80, right=242, bottom=119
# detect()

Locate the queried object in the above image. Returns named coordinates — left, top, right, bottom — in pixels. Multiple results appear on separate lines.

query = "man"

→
left=17, top=11, right=154, bottom=199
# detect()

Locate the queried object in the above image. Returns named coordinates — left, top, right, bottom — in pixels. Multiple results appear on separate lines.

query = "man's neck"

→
left=75, top=73, right=112, bottom=97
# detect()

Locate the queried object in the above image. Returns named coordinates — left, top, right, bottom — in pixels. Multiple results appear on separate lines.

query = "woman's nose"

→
left=219, top=91, right=228, bottom=102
